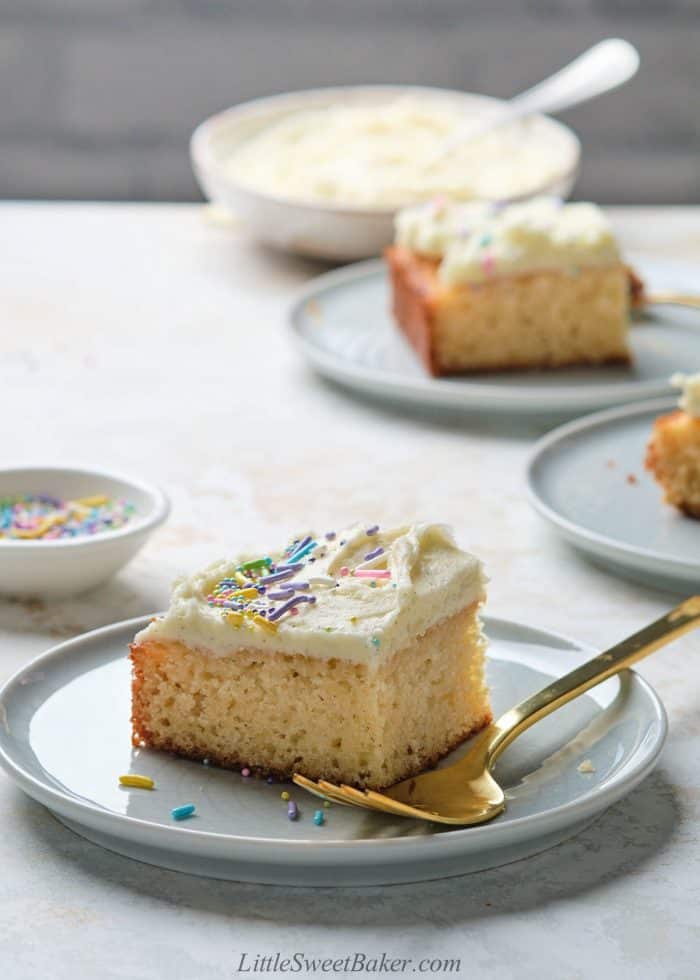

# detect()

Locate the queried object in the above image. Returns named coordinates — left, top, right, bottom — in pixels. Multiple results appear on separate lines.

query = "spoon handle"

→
left=487, top=597, right=700, bottom=763
left=434, top=39, right=639, bottom=162
left=506, top=38, right=639, bottom=120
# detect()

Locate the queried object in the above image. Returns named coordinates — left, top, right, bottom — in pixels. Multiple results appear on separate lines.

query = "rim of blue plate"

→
left=526, top=396, right=700, bottom=573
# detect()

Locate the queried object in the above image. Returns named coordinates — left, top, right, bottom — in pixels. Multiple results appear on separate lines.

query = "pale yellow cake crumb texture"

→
left=131, top=605, right=491, bottom=790
left=431, top=265, right=630, bottom=373
left=646, top=410, right=700, bottom=518
left=577, top=759, right=596, bottom=774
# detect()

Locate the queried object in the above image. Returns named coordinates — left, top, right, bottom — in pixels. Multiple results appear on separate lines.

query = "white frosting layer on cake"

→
left=395, top=200, right=493, bottom=259
left=395, top=197, right=620, bottom=285
left=225, top=97, right=573, bottom=209
left=672, top=372, right=700, bottom=417
left=135, top=523, right=486, bottom=666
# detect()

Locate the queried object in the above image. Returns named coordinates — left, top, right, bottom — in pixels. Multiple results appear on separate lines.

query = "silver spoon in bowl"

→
left=427, top=37, right=639, bottom=167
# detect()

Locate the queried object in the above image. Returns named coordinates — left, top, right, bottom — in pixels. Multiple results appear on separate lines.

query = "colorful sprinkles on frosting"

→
left=481, top=254, right=495, bottom=276
left=206, top=525, right=393, bottom=637
left=0, top=493, right=136, bottom=540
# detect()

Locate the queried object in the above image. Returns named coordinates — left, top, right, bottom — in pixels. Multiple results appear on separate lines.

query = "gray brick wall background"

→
left=1, top=0, right=698, bottom=203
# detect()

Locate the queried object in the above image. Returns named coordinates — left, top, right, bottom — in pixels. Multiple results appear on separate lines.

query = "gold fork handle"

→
left=488, top=597, right=700, bottom=764
left=645, top=292, right=700, bottom=310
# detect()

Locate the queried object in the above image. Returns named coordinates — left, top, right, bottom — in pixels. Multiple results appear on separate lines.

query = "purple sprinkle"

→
left=286, top=581, right=310, bottom=591
left=259, top=568, right=296, bottom=585
left=325, top=531, right=336, bottom=541
left=366, top=525, right=379, bottom=536
left=287, top=535, right=311, bottom=558
left=287, top=800, right=299, bottom=821
left=266, top=775, right=275, bottom=784
left=268, top=594, right=317, bottom=622
left=268, top=589, right=295, bottom=600
left=272, top=562, right=304, bottom=573
left=287, top=540, right=317, bottom=563
left=364, top=547, right=384, bottom=561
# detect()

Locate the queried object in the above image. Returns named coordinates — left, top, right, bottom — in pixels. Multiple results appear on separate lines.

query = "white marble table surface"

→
left=1, top=204, right=699, bottom=979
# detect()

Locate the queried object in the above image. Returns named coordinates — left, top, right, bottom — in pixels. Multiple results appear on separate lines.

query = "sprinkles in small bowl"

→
left=0, top=493, right=136, bottom=541
left=0, top=465, right=169, bottom=598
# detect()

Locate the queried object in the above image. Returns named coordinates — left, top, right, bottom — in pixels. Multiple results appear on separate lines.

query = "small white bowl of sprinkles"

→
left=0, top=465, right=169, bottom=599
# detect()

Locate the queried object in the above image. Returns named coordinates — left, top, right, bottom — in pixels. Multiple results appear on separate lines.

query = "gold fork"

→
left=294, top=597, right=700, bottom=825
left=643, top=292, right=700, bottom=310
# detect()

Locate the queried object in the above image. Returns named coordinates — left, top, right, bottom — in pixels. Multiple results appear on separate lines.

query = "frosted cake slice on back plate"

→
left=385, top=197, right=638, bottom=376
left=130, top=522, right=491, bottom=790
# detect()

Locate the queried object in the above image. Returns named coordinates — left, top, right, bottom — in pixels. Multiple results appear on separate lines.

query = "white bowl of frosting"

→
left=191, top=86, right=581, bottom=261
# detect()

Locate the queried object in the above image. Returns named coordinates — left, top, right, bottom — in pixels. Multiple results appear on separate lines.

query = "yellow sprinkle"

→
left=227, top=611, right=244, bottom=627
left=234, top=588, right=259, bottom=600
left=281, top=791, right=290, bottom=801
left=119, top=774, right=154, bottom=790
left=253, top=614, right=278, bottom=634
left=234, top=571, right=250, bottom=587
left=14, top=514, right=66, bottom=539
left=323, top=800, right=331, bottom=808
left=74, top=495, right=109, bottom=507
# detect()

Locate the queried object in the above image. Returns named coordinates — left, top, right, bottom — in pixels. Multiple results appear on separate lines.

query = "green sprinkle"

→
left=480, top=233, right=492, bottom=247
left=371, top=636, right=380, bottom=649
left=239, top=557, right=271, bottom=571
left=324, top=627, right=334, bottom=633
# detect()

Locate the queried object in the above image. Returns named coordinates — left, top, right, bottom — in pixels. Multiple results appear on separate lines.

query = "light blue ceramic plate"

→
left=0, top=615, right=666, bottom=885
left=527, top=398, right=700, bottom=593
left=290, top=256, right=700, bottom=418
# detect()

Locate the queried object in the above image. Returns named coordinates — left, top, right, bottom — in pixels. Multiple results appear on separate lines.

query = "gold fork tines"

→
left=291, top=774, right=437, bottom=820
left=293, top=774, right=385, bottom=812
left=292, top=774, right=355, bottom=808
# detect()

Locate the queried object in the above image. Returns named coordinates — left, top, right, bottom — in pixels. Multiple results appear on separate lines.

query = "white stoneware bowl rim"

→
left=0, top=463, right=170, bottom=551
left=190, top=83, right=582, bottom=218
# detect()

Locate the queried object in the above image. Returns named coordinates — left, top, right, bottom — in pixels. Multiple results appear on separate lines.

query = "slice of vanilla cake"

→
left=386, top=196, right=634, bottom=375
left=646, top=373, right=700, bottom=518
left=130, top=523, right=490, bottom=790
